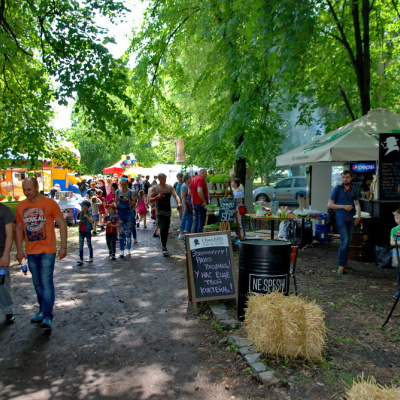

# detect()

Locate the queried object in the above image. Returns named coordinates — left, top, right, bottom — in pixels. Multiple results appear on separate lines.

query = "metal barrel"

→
left=237, top=240, right=291, bottom=321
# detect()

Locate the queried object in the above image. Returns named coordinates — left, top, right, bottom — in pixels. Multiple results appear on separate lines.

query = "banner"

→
left=175, top=139, right=185, bottom=162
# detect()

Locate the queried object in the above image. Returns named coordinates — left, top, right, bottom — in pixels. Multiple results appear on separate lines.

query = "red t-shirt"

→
left=190, top=175, right=208, bottom=205
left=98, top=197, right=106, bottom=213
left=105, top=215, right=119, bottom=233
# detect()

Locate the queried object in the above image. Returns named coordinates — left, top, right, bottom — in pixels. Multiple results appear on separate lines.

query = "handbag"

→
left=238, top=205, right=248, bottom=216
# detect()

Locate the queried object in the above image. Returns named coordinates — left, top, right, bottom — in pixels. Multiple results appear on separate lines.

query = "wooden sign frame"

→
left=185, top=231, right=238, bottom=314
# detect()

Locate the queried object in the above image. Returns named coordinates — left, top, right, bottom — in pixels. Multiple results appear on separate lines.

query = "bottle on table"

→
left=270, top=192, right=279, bottom=216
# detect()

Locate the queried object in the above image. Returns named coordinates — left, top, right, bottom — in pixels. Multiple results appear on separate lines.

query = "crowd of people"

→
left=0, top=170, right=249, bottom=329
left=76, top=169, right=225, bottom=259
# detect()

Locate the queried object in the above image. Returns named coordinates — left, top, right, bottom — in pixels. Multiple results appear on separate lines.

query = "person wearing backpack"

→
left=327, top=170, right=361, bottom=275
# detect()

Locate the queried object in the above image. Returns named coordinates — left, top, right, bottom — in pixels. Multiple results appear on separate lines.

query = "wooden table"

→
left=246, top=214, right=319, bottom=243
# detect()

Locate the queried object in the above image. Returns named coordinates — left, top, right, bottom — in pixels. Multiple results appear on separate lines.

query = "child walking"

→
left=390, top=209, right=400, bottom=299
left=91, top=195, right=102, bottom=234
left=105, top=204, right=120, bottom=260
left=77, top=200, right=94, bottom=264
left=96, top=189, right=107, bottom=230
left=137, top=190, right=148, bottom=229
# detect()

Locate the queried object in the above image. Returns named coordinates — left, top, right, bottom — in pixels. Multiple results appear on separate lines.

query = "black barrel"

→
left=237, top=240, right=291, bottom=321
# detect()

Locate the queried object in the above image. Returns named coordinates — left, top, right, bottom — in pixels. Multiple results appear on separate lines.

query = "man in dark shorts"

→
left=148, top=173, right=181, bottom=256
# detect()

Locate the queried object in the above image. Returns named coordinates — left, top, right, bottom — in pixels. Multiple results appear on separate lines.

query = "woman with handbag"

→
left=231, top=178, right=246, bottom=239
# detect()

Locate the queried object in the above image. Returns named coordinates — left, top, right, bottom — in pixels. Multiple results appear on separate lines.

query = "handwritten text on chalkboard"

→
left=218, top=198, right=237, bottom=223
left=188, top=233, right=236, bottom=300
left=379, top=133, right=400, bottom=201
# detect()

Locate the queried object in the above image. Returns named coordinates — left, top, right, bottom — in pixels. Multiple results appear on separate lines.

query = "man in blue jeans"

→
left=327, top=170, right=361, bottom=275
left=16, top=178, right=68, bottom=330
left=190, top=169, right=208, bottom=233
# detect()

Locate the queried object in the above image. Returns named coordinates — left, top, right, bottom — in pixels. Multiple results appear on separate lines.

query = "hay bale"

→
left=346, top=375, right=400, bottom=400
left=244, top=292, right=326, bottom=361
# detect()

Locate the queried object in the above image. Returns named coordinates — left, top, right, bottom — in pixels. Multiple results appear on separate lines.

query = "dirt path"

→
left=0, top=224, right=282, bottom=400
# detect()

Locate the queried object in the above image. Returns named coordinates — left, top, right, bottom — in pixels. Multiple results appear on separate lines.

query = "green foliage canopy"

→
left=0, top=0, right=133, bottom=168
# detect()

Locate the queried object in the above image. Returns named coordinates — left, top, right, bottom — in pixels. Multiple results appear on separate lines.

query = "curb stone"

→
left=209, top=302, right=283, bottom=388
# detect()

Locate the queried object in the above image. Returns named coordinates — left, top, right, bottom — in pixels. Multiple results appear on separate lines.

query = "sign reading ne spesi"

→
left=186, top=231, right=237, bottom=314
left=379, top=133, right=400, bottom=201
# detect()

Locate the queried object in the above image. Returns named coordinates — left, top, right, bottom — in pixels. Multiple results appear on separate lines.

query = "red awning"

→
left=103, top=160, right=125, bottom=176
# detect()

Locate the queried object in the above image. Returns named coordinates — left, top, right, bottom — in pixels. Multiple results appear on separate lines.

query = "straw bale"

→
left=244, top=292, right=326, bottom=361
left=346, top=375, right=400, bottom=400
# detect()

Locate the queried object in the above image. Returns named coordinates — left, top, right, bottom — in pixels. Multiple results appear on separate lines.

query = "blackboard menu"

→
left=379, top=133, right=400, bottom=201
left=186, top=231, right=237, bottom=313
left=218, top=198, right=237, bottom=223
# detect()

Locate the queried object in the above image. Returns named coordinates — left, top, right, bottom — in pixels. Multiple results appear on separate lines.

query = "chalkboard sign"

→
left=186, top=231, right=237, bottom=314
left=218, top=198, right=237, bottom=223
left=379, top=133, right=400, bottom=201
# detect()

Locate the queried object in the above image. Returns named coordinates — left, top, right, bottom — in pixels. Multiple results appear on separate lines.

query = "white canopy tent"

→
left=276, top=108, right=400, bottom=212
left=276, top=108, right=400, bottom=167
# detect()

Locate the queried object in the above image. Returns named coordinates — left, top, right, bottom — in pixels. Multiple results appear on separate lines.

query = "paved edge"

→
left=208, top=302, right=281, bottom=388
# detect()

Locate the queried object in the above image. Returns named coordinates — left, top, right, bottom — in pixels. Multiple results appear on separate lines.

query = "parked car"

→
left=252, top=176, right=307, bottom=205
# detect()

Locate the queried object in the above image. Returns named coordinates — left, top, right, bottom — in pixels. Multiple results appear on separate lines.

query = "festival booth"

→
left=103, top=154, right=138, bottom=177
left=276, top=108, right=400, bottom=248
left=0, top=142, right=84, bottom=199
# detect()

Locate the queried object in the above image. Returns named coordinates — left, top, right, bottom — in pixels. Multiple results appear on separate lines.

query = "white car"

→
left=253, top=176, right=307, bottom=205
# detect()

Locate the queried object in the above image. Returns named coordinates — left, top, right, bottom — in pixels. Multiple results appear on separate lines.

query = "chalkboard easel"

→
left=186, top=231, right=237, bottom=314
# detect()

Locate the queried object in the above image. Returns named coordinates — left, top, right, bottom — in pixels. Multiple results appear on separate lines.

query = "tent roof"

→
left=276, top=108, right=400, bottom=166
left=102, top=160, right=124, bottom=175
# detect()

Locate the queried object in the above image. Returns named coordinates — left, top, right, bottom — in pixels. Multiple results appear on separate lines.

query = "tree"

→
left=128, top=0, right=400, bottom=181
left=129, top=0, right=305, bottom=184
left=275, top=0, right=400, bottom=130
left=0, top=0, right=133, bottom=168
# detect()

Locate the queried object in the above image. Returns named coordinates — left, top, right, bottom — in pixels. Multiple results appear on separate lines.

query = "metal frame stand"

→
left=382, top=232, right=400, bottom=328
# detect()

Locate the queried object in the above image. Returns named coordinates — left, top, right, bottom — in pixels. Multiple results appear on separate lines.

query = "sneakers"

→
left=137, top=222, right=139, bottom=228
left=178, top=233, right=185, bottom=240
left=5, top=314, right=15, bottom=325
left=394, top=292, right=400, bottom=300
left=119, top=251, right=125, bottom=258
left=31, top=312, right=44, bottom=323
left=125, top=249, right=131, bottom=256
left=337, top=266, right=345, bottom=275
left=162, top=246, right=169, bottom=257
left=153, top=233, right=160, bottom=238
left=41, top=317, right=52, bottom=330
left=110, top=255, right=116, bottom=260
left=86, top=258, right=94, bottom=262
left=77, top=260, right=84, bottom=265
left=92, top=230, right=98, bottom=235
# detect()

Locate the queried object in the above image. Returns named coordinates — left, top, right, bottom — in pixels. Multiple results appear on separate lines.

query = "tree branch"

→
left=0, top=0, right=33, bottom=57
left=338, top=84, right=355, bottom=120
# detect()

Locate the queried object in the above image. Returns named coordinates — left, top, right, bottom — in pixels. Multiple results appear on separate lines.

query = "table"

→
left=58, top=203, right=81, bottom=224
left=246, top=214, right=319, bottom=246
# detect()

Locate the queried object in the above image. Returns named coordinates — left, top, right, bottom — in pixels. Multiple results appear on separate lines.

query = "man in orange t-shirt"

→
left=16, top=178, right=67, bottom=330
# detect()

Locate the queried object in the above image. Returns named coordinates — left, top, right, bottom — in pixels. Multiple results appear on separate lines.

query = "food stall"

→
left=276, top=108, right=400, bottom=248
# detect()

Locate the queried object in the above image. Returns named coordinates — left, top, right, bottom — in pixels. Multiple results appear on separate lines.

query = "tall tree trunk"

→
left=235, top=134, right=246, bottom=188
